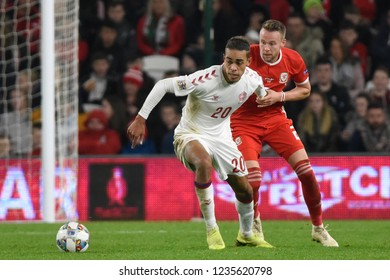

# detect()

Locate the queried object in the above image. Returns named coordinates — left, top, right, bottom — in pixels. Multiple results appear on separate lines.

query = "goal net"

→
left=0, top=0, right=79, bottom=221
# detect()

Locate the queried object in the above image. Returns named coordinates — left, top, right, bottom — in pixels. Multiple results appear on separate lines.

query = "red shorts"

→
left=231, top=116, right=304, bottom=161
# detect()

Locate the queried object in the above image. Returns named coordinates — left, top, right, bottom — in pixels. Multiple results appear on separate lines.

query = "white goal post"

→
left=41, top=0, right=56, bottom=222
left=42, top=0, right=80, bottom=222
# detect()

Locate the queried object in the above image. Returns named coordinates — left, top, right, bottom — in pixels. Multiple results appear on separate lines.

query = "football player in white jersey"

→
left=128, top=36, right=272, bottom=250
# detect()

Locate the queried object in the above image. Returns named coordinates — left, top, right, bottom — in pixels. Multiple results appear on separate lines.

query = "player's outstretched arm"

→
left=126, top=78, right=176, bottom=148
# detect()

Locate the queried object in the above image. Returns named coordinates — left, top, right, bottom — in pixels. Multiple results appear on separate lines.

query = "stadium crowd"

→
left=1, top=0, right=390, bottom=157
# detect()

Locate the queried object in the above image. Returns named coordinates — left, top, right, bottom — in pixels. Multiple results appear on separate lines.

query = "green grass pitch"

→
left=0, top=220, right=389, bottom=260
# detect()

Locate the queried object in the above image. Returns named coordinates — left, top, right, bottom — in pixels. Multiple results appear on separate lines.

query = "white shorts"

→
left=173, top=133, right=248, bottom=180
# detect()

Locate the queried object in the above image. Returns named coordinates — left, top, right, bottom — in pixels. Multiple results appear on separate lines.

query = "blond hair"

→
left=261, top=19, right=286, bottom=39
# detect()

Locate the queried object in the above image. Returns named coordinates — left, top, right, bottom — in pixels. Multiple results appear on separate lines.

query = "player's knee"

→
left=293, top=159, right=311, bottom=173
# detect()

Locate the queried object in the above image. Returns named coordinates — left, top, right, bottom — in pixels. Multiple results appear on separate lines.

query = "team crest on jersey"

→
left=177, top=80, right=187, bottom=90
left=279, top=72, right=288, bottom=83
left=213, top=95, right=219, bottom=101
left=235, top=136, right=242, bottom=146
left=238, top=92, right=247, bottom=103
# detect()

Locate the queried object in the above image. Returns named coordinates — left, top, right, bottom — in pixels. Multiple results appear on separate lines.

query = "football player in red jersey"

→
left=231, top=19, right=338, bottom=247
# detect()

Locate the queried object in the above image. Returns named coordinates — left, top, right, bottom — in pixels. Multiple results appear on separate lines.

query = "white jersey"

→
left=171, top=65, right=264, bottom=139
left=137, top=64, right=265, bottom=180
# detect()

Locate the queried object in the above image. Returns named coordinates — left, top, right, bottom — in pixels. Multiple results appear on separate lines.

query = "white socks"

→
left=195, top=186, right=217, bottom=232
left=235, top=200, right=254, bottom=237
left=196, top=186, right=255, bottom=237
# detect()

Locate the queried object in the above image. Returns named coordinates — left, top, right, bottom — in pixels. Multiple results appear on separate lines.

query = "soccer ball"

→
left=56, top=222, right=90, bottom=252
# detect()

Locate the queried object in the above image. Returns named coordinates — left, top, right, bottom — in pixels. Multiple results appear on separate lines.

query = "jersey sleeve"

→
left=291, top=52, right=309, bottom=85
left=171, top=66, right=219, bottom=97
left=171, top=69, right=207, bottom=97
left=171, top=75, right=195, bottom=97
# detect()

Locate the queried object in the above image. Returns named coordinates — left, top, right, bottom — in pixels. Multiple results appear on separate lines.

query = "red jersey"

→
left=231, top=45, right=309, bottom=124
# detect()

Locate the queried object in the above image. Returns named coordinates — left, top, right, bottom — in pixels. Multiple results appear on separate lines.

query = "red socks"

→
left=248, top=167, right=262, bottom=218
left=294, top=159, right=323, bottom=226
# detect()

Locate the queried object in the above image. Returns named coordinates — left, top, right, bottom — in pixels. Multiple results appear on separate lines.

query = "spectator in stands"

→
left=120, top=0, right=146, bottom=27
left=179, top=30, right=208, bottom=73
left=170, top=0, right=202, bottom=45
left=0, top=134, right=12, bottom=158
left=122, top=66, right=144, bottom=119
left=89, top=19, right=128, bottom=75
left=78, top=0, right=104, bottom=76
left=254, top=0, right=290, bottom=25
left=311, top=56, right=352, bottom=129
left=106, top=0, right=137, bottom=58
left=365, top=66, right=390, bottom=115
left=286, top=13, right=324, bottom=73
left=328, top=36, right=365, bottom=100
left=101, top=95, right=130, bottom=146
left=348, top=103, right=390, bottom=152
left=136, top=0, right=186, bottom=57
left=297, top=90, right=340, bottom=152
left=213, top=0, right=246, bottom=54
left=370, top=9, right=390, bottom=73
left=343, top=4, right=373, bottom=48
left=125, top=55, right=157, bottom=102
left=338, top=20, right=369, bottom=78
left=340, top=93, right=371, bottom=149
left=365, top=66, right=390, bottom=93
left=180, top=47, right=204, bottom=75
left=0, top=89, right=32, bottom=156
left=79, top=52, right=120, bottom=112
left=244, top=4, right=269, bottom=44
left=303, top=0, right=333, bottom=50
left=159, top=101, right=181, bottom=154
left=353, top=0, right=377, bottom=23
left=78, top=109, right=121, bottom=155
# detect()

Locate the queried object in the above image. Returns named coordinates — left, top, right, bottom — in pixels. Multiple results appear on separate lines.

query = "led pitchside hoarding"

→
left=212, top=156, right=390, bottom=220
left=0, top=156, right=389, bottom=221
left=88, top=163, right=145, bottom=220
left=0, top=160, right=78, bottom=221
left=77, top=157, right=196, bottom=221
